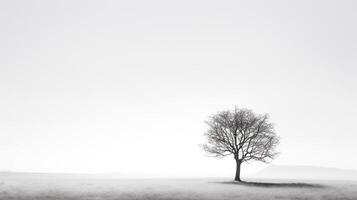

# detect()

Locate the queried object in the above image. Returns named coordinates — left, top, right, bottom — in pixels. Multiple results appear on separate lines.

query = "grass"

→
left=0, top=175, right=356, bottom=200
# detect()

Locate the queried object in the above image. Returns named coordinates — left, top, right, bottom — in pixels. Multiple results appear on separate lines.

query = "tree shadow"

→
left=213, top=181, right=326, bottom=188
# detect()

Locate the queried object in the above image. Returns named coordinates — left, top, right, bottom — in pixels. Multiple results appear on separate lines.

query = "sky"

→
left=0, top=0, right=356, bottom=177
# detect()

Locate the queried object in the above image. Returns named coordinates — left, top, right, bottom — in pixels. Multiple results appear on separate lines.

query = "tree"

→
left=202, top=107, right=280, bottom=181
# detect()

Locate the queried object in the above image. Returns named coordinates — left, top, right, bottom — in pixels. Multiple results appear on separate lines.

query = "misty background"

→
left=0, top=0, right=356, bottom=177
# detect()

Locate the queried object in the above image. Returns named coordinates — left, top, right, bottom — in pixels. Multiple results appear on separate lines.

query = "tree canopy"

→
left=202, top=107, right=280, bottom=181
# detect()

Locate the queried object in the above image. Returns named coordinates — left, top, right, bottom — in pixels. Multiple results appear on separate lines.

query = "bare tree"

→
left=202, top=107, right=280, bottom=181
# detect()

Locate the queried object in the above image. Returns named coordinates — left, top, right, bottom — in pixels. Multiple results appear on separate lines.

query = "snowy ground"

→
left=0, top=174, right=356, bottom=200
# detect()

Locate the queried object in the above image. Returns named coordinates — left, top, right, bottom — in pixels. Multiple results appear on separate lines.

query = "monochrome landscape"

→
left=1, top=0, right=356, bottom=199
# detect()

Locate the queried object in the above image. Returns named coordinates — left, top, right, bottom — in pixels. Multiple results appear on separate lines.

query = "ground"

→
left=0, top=175, right=356, bottom=200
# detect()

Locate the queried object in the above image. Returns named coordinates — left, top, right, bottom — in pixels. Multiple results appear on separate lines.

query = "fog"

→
left=1, top=0, right=356, bottom=177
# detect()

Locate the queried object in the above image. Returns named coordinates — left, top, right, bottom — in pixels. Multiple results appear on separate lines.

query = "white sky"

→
left=0, top=0, right=356, bottom=177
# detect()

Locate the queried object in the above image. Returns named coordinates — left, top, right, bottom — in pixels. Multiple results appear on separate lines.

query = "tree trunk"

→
left=234, top=159, right=242, bottom=181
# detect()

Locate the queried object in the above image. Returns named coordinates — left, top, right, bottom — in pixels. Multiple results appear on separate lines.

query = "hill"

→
left=253, top=165, right=357, bottom=180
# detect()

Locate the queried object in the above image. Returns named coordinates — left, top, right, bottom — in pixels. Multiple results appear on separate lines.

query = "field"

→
left=0, top=174, right=356, bottom=200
